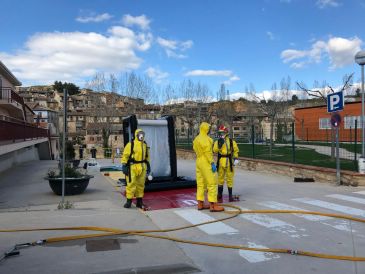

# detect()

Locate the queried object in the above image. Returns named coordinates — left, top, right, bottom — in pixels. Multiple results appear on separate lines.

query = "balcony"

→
left=1, top=87, right=24, bottom=106
left=0, top=115, right=49, bottom=143
left=0, top=88, right=25, bottom=119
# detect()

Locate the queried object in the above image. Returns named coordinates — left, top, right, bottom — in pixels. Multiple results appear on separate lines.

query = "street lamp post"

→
left=355, top=51, right=365, bottom=160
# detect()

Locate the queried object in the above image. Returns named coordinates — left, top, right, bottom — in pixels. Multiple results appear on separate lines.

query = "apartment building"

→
left=295, top=101, right=362, bottom=142
left=0, top=61, right=51, bottom=172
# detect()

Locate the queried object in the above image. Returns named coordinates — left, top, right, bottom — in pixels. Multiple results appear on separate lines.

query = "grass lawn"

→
left=176, top=143, right=357, bottom=171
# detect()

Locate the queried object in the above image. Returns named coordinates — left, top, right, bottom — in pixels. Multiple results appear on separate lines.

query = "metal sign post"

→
left=331, top=113, right=341, bottom=185
left=335, top=126, right=340, bottom=185
left=61, top=88, right=67, bottom=206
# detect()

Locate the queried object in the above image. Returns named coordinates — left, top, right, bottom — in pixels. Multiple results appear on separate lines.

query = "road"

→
left=0, top=159, right=364, bottom=274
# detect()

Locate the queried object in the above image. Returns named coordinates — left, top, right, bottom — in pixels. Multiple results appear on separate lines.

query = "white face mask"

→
left=137, top=132, right=145, bottom=141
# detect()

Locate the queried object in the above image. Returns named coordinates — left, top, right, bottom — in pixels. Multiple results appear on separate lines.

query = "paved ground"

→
left=296, top=144, right=355, bottom=160
left=275, top=143, right=355, bottom=160
left=0, top=159, right=364, bottom=274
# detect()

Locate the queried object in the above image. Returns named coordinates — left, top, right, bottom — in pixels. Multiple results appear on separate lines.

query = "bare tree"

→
left=248, top=79, right=291, bottom=157
left=296, top=73, right=354, bottom=158
left=86, top=73, right=123, bottom=150
left=296, top=73, right=353, bottom=102
left=120, top=72, right=156, bottom=104
left=162, top=79, right=212, bottom=141
left=162, top=84, right=178, bottom=104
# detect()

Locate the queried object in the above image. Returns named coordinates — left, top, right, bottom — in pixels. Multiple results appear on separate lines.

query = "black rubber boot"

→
left=228, top=187, right=234, bottom=202
left=124, top=199, right=132, bottom=208
left=136, top=198, right=143, bottom=209
left=217, top=186, right=223, bottom=201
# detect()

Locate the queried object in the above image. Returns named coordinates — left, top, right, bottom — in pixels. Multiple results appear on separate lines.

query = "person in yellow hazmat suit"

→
left=193, top=122, right=224, bottom=212
left=121, top=129, right=151, bottom=209
left=213, top=125, right=239, bottom=202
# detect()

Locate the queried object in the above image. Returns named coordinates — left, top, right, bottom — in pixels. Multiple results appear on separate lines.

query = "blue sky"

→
left=1, top=0, right=364, bottom=99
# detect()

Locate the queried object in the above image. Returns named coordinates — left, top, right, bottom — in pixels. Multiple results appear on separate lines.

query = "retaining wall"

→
left=177, top=149, right=365, bottom=186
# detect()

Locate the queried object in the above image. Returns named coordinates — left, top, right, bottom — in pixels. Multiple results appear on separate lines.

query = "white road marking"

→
left=182, top=200, right=198, bottom=206
left=239, top=207, right=307, bottom=238
left=174, top=209, right=238, bottom=235
left=239, top=242, right=280, bottom=263
left=327, top=194, right=365, bottom=205
left=258, top=201, right=352, bottom=232
left=293, top=198, right=365, bottom=218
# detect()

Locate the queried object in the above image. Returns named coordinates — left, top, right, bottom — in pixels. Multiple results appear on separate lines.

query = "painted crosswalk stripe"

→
left=327, top=194, right=365, bottom=205
left=174, top=209, right=238, bottom=235
left=293, top=198, right=365, bottom=218
left=239, top=242, right=280, bottom=263
left=239, top=207, right=307, bottom=238
left=258, top=201, right=352, bottom=232
left=353, top=191, right=365, bottom=196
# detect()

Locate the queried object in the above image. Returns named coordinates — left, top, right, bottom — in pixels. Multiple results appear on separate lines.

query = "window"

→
left=114, top=136, right=118, bottom=141
left=233, top=127, right=240, bottom=131
left=344, top=116, right=362, bottom=129
left=319, top=118, right=331, bottom=129
left=97, top=137, right=102, bottom=141
left=89, top=137, right=94, bottom=141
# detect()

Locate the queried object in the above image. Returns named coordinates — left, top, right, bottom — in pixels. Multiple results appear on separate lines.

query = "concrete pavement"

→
left=0, top=159, right=364, bottom=273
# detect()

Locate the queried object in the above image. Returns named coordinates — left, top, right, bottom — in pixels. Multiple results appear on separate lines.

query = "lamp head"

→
left=355, top=51, right=365, bottom=65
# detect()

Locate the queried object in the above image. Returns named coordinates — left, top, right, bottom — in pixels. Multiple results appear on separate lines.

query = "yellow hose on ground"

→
left=1, top=205, right=365, bottom=262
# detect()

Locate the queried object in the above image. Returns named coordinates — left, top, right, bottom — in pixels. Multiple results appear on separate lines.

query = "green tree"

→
left=291, top=94, right=299, bottom=104
left=53, top=81, right=80, bottom=95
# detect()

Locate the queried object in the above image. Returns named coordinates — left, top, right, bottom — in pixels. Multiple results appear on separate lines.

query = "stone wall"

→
left=177, top=149, right=365, bottom=186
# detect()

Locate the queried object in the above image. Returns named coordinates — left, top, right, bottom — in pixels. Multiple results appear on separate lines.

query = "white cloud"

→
left=327, top=37, right=362, bottom=69
left=281, top=36, right=362, bottom=69
left=316, top=0, right=340, bottom=8
left=185, top=70, right=233, bottom=77
left=184, top=69, right=239, bottom=86
left=157, top=37, right=193, bottom=59
left=267, top=31, right=275, bottom=40
left=122, top=14, right=151, bottom=30
left=224, top=75, right=240, bottom=85
left=181, top=40, right=193, bottom=50
left=145, top=67, right=169, bottom=83
left=76, top=13, right=113, bottom=23
left=0, top=26, right=153, bottom=84
left=157, top=37, right=177, bottom=50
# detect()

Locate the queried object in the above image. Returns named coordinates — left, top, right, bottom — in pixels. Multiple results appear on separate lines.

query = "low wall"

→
left=177, top=149, right=365, bottom=187
left=0, top=145, right=40, bottom=173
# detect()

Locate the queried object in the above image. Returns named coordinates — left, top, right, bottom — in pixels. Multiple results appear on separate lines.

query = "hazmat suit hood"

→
left=199, top=122, right=211, bottom=136
left=134, top=128, right=144, bottom=141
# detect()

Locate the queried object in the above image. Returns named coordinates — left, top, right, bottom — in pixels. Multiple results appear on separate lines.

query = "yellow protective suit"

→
left=213, top=136, right=239, bottom=188
left=193, top=122, right=217, bottom=203
left=121, top=129, right=150, bottom=199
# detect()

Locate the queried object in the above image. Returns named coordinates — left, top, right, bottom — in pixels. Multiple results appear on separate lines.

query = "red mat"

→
left=121, top=188, right=237, bottom=210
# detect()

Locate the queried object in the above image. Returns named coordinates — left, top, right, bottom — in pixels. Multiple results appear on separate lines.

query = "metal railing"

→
left=0, top=118, right=49, bottom=142
left=175, top=122, right=359, bottom=172
left=0, top=87, right=25, bottom=106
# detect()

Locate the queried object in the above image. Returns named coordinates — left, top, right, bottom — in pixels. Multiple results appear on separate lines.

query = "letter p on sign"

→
left=327, top=91, right=344, bottom=113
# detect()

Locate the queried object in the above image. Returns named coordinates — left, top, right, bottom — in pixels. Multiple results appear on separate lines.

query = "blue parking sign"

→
left=327, top=91, right=344, bottom=113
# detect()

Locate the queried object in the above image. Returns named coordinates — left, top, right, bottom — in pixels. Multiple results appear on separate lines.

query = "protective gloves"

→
left=233, top=158, right=239, bottom=166
left=211, top=162, right=217, bottom=173
left=122, top=164, right=129, bottom=175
